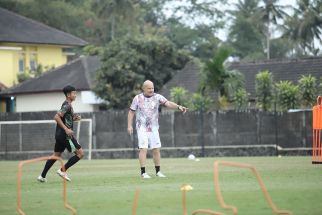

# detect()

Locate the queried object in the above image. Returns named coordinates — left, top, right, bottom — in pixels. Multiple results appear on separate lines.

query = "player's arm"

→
left=164, top=101, right=188, bottom=113
left=54, top=113, right=74, bottom=137
left=127, top=109, right=135, bottom=135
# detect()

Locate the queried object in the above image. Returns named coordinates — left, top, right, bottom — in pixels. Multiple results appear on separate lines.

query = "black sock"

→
left=63, top=155, right=80, bottom=171
left=141, top=167, right=145, bottom=175
left=41, top=159, right=56, bottom=178
left=155, top=166, right=160, bottom=174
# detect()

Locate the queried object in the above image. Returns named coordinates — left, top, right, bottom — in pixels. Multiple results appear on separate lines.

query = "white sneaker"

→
left=37, top=175, right=47, bottom=183
left=56, top=169, right=71, bottom=181
left=141, top=173, right=151, bottom=179
left=156, top=172, right=166, bottom=178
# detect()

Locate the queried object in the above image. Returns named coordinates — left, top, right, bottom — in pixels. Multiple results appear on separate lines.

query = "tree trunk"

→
left=266, top=20, right=270, bottom=60
left=111, top=14, right=115, bottom=40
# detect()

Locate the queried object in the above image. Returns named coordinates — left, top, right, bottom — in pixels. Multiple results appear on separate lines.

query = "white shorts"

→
left=137, top=129, right=161, bottom=149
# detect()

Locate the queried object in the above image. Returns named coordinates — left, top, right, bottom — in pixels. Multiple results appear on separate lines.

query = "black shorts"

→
left=54, top=136, right=81, bottom=153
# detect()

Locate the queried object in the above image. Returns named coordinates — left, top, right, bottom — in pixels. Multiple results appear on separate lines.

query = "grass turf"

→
left=0, top=156, right=321, bottom=215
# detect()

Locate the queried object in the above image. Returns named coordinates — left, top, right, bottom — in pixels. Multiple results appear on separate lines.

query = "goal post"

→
left=0, top=119, right=93, bottom=160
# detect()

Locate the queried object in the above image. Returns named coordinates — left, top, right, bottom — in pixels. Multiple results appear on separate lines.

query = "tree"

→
left=282, top=0, right=322, bottom=56
left=275, top=80, right=299, bottom=111
left=167, top=0, right=226, bottom=27
left=228, top=0, right=265, bottom=59
left=91, top=0, right=136, bottom=42
left=298, top=75, right=317, bottom=107
left=164, top=20, right=221, bottom=61
left=257, top=0, right=289, bottom=59
left=0, top=0, right=94, bottom=42
left=269, top=37, right=293, bottom=59
left=201, top=46, right=244, bottom=104
left=94, top=36, right=190, bottom=109
left=255, top=70, right=274, bottom=111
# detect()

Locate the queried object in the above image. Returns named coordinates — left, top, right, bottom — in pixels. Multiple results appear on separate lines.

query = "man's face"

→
left=67, top=91, right=77, bottom=101
left=143, top=83, right=154, bottom=97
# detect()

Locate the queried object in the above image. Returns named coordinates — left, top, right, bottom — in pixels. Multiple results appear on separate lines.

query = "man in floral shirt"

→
left=128, top=80, right=188, bottom=178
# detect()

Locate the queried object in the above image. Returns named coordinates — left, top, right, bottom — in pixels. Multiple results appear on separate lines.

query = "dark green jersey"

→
left=55, top=101, right=74, bottom=140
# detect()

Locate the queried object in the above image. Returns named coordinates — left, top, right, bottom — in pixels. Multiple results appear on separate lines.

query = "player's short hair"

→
left=63, top=85, right=76, bottom=96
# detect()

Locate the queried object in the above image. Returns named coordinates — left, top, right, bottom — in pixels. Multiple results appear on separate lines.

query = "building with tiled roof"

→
left=160, top=61, right=202, bottom=99
left=0, top=7, right=88, bottom=112
left=229, top=57, right=322, bottom=99
left=0, top=8, right=87, bottom=46
left=0, top=56, right=102, bottom=113
left=161, top=57, right=322, bottom=101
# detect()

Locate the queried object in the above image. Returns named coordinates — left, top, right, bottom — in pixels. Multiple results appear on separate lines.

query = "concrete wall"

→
left=0, top=110, right=312, bottom=160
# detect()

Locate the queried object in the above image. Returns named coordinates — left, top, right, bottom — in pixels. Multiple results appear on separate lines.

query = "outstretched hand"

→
left=178, top=105, right=188, bottom=114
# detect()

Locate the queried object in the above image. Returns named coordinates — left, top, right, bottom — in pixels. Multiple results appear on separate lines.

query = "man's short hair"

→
left=63, top=85, right=76, bottom=96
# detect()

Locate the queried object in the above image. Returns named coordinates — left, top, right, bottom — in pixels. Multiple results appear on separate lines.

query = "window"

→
left=29, top=52, right=37, bottom=73
left=18, top=52, right=25, bottom=74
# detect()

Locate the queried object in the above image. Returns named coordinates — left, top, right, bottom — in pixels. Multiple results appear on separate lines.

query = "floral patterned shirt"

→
left=130, top=93, right=168, bottom=132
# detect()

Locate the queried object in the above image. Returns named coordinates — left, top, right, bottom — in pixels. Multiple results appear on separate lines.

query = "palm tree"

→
left=257, top=0, right=289, bottom=59
left=92, top=0, right=135, bottom=41
left=228, top=0, right=265, bottom=59
left=201, top=47, right=244, bottom=103
left=282, top=0, right=322, bottom=56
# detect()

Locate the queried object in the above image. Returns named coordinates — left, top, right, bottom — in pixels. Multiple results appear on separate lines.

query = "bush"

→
left=275, top=80, right=299, bottom=111
left=255, top=70, right=273, bottom=111
left=170, top=87, right=189, bottom=106
left=17, top=73, right=30, bottom=83
left=190, top=93, right=213, bottom=112
left=234, top=88, right=249, bottom=111
left=298, top=75, right=317, bottom=108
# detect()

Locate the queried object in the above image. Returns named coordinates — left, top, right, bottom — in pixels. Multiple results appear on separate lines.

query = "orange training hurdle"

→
left=312, top=96, right=322, bottom=164
left=17, top=156, right=77, bottom=215
left=190, top=161, right=292, bottom=215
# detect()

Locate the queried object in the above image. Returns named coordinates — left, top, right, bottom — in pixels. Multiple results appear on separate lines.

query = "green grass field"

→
left=0, top=156, right=321, bottom=215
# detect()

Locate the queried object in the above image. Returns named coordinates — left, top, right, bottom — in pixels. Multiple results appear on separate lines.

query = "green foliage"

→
left=1, top=0, right=321, bottom=60
left=17, top=64, right=47, bottom=83
left=298, top=75, right=317, bottom=107
left=170, top=87, right=189, bottom=106
left=91, top=0, right=136, bottom=42
left=228, top=3, right=263, bottom=59
left=190, top=93, right=213, bottom=112
left=270, top=38, right=293, bottom=59
left=218, top=95, right=230, bottom=110
left=201, top=46, right=245, bottom=108
left=234, top=88, right=249, bottom=111
left=30, top=64, right=44, bottom=78
left=2, top=0, right=94, bottom=43
left=255, top=70, right=273, bottom=111
left=282, top=0, right=322, bottom=56
left=94, top=36, right=190, bottom=109
left=165, top=20, right=221, bottom=61
left=82, top=45, right=104, bottom=56
left=275, top=80, right=299, bottom=111
left=201, top=46, right=231, bottom=94
left=222, top=69, right=245, bottom=100
left=17, top=72, right=30, bottom=83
